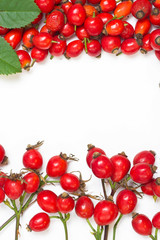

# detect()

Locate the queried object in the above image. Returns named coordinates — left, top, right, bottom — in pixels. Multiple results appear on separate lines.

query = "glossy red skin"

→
left=98, top=12, right=113, bottom=25
left=46, top=11, right=65, bottom=32
left=0, top=26, right=9, bottom=35
left=84, top=5, right=98, bottom=17
left=132, top=214, right=152, bottom=235
left=76, top=26, right=90, bottom=40
left=60, top=173, right=80, bottom=192
left=0, top=145, right=5, bottom=164
left=34, top=0, right=55, bottom=13
left=94, top=200, right=118, bottom=225
left=62, top=2, right=73, bottom=15
left=153, top=0, right=160, bottom=8
left=0, top=172, right=7, bottom=187
left=4, top=29, right=23, bottom=49
left=66, top=40, right=83, bottom=58
left=152, top=212, right=160, bottom=229
left=120, top=21, right=134, bottom=39
left=106, top=19, right=124, bottom=36
left=23, top=149, right=43, bottom=169
left=114, top=1, right=132, bottom=18
left=37, top=190, right=58, bottom=213
left=31, top=47, right=48, bottom=62
left=84, top=16, right=103, bottom=36
left=40, top=25, right=54, bottom=35
left=86, top=147, right=105, bottom=168
left=121, top=38, right=140, bottom=55
left=32, top=32, right=53, bottom=50
left=60, top=23, right=74, bottom=39
left=91, top=154, right=113, bottom=179
left=110, top=154, right=131, bottom=182
left=86, top=40, right=101, bottom=57
left=29, top=213, right=50, bottom=232
left=75, top=196, right=94, bottom=218
left=131, top=0, right=152, bottom=20
left=133, top=151, right=155, bottom=165
left=141, top=34, right=153, bottom=52
left=16, top=50, right=31, bottom=69
left=0, top=188, right=5, bottom=203
left=32, top=12, right=43, bottom=25
left=88, top=0, right=101, bottom=4
left=116, top=190, right=137, bottom=214
left=152, top=178, right=160, bottom=197
left=46, top=155, right=67, bottom=177
left=141, top=179, right=155, bottom=195
left=130, top=163, right=153, bottom=184
left=22, top=28, right=39, bottom=49
left=135, top=19, right=151, bottom=37
left=23, top=172, right=40, bottom=194
left=55, top=0, right=62, bottom=4
left=101, top=35, right=121, bottom=53
left=57, top=194, right=75, bottom=213
left=150, top=29, right=160, bottom=50
left=67, top=4, right=86, bottom=26
left=100, top=0, right=116, bottom=12
left=150, top=9, right=160, bottom=26
left=49, top=36, right=66, bottom=56
left=155, top=50, right=160, bottom=60
left=4, top=179, right=24, bottom=200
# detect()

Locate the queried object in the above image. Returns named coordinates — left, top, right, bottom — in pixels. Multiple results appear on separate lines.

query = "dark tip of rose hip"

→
left=87, top=144, right=95, bottom=151
left=107, top=195, right=113, bottom=202
left=60, top=152, right=68, bottom=160
left=93, top=152, right=102, bottom=158
left=136, top=33, right=143, bottom=39
left=152, top=8, right=159, bottom=16
left=61, top=192, right=70, bottom=198
left=140, top=48, right=147, bottom=54
left=156, top=177, right=160, bottom=185
left=1, top=156, right=8, bottom=165
left=136, top=38, right=143, bottom=46
left=26, top=225, right=32, bottom=232
left=150, top=150, right=156, bottom=156
left=112, top=48, right=119, bottom=54
left=59, top=34, right=66, bottom=41
left=136, top=10, right=145, bottom=19
left=96, top=54, right=101, bottom=59
left=118, top=152, right=128, bottom=158
left=151, top=165, right=157, bottom=173
left=95, top=5, right=101, bottom=12
left=132, top=212, right=139, bottom=218
left=75, top=0, right=84, bottom=4
left=155, top=36, right=160, bottom=46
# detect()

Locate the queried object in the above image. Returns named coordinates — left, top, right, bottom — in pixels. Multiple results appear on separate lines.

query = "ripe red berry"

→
left=34, top=0, right=55, bottom=13
left=130, top=163, right=154, bottom=184
left=105, top=19, right=124, bottom=36
left=16, top=50, right=31, bottom=70
left=135, top=19, right=151, bottom=38
left=152, top=212, right=160, bottom=229
left=133, top=150, right=155, bottom=165
left=4, top=29, right=23, bottom=49
left=141, top=34, right=153, bottom=54
left=0, top=187, right=5, bottom=203
left=132, top=214, right=152, bottom=236
left=101, top=35, right=121, bottom=53
left=141, top=179, right=155, bottom=196
left=46, top=153, right=68, bottom=177
left=152, top=178, right=160, bottom=197
left=0, top=26, right=9, bottom=35
left=40, top=24, right=54, bottom=35
left=75, top=196, right=94, bottom=218
left=150, top=29, right=160, bottom=50
left=131, top=0, right=152, bottom=20
left=86, top=144, right=105, bottom=168
left=46, top=10, right=65, bottom=32
left=110, top=153, right=131, bottom=182
left=4, top=179, right=24, bottom=200
left=120, top=21, right=134, bottom=39
left=150, top=8, right=160, bottom=26
left=61, top=2, right=73, bottom=15
left=37, top=190, right=58, bottom=213
left=91, top=153, right=113, bottom=179
left=94, top=200, right=118, bottom=225
left=98, top=12, right=113, bottom=25
left=22, top=27, right=39, bottom=50
left=116, top=190, right=137, bottom=214
left=121, top=38, right=140, bottom=55
left=57, top=193, right=75, bottom=213
left=23, top=149, right=43, bottom=170
left=84, top=5, right=98, bottom=17
left=0, top=145, right=5, bottom=164
left=99, top=0, right=116, bottom=13
left=88, top=0, right=101, bottom=5
left=67, top=4, right=86, bottom=26
left=60, top=23, right=74, bottom=39
left=86, top=39, right=101, bottom=57
left=66, top=40, right=84, bottom=58
left=60, top=173, right=80, bottom=192
left=76, top=26, right=90, bottom=40
left=23, top=172, right=40, bottom=194
left=49, top=36, right=66, bottom=56
left=31, top=47, right=48, bottom=62
left=114, top=1, right=132, bottom=19
left=155, top=50, right=160, bottom=60
left=28, top=213, right=50, bottom=232
left=0, top=172, right=7, bottom=187
left=84, top=16, right=103, bottom=36
left=32, top=32, right=53, bottom=50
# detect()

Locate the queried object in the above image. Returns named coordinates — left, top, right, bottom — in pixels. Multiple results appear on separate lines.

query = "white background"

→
left=0, top=49, right=160, bottom=240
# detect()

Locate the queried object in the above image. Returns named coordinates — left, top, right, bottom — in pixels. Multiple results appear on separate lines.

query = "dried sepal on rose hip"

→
left=57, top=192, right=75, bottom=213
left=86, top=144, right=105, bottom=168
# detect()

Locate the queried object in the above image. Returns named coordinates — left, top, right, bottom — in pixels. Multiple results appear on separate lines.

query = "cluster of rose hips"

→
left=0, top=142, right=160, bottom=240
left=1, top=0, right=160, bottom=70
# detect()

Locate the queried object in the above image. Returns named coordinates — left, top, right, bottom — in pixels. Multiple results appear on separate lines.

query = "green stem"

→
left=150, top=234, right=156, bottom=240
left=15, top=214, right=20, bottom=240
left=155, top=229, right=158, bottom=240
left=113, top=214, right=123, bottom=240
left=58, top=212, right=68, bottom=240
left=84, top=38, right=88, bottom=54
left=46, top=180, right=60, bottom=184
left=86, top=219, right=96, bottom=233
left=101, top=179, right=109, bottom=240
left=0, top=214, right=16, bottom=231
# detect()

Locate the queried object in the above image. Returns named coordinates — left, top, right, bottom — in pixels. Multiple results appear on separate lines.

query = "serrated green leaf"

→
left=0, top=37, right=22, bottom=75
left=0, top=0, right=40, bottom=29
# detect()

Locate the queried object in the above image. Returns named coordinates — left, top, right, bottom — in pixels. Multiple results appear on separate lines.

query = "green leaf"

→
left=0, top=37, right=22, bottom=75
left=0, top=0, right=40, bottom=29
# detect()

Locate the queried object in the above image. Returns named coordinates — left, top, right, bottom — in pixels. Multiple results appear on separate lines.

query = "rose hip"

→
left=57, top=192, right=75, bottom=213
left=133, top=150, right=155, bottom=165
left=23, top=172, right=40, bottom=194
left=152, top=212, right=160, bottom=229
left=114, top=1, right=132, bottom=18
left=32, top=32, right=53, bottom=50
left=141, top=179, right=155, bottom=195
left=141, top=34, right=153, bottom=54
left=99, top=0, right=116, bottom=13
left=0, top=26, right=9, bottom=35
left=86, top=144, right=105, bottom=168
left=22, top=27, right=39, bottom=50
left=101, top=35, right=121, bottom=53
left=131, top=0, right=152, bottom=20
left=16, top=50, right=31, bottom=70
left=67, top=4, right=86, bottom=26
left=105, top=19, right=124, bottom=36
left=32, top=12, right=43, bottom=25
left=31, top=47, right=48, bottom=62
left=150, top=8, right=160, bottom=26
left=46, top=10, right=65, bottom=32
left=150, top=29, right=160, bottom=50
left=120, top=21, right=134, bottom=39
left=135, top=19, right=151, bottom=39
left=4, top=29, right=23, bottom=49
left=23, top=148, right=43, bottom=169
left=0, top=145, right=5, bottom=164
left=65, top=40, right=83, bottom=58
left=152, top=178, right=160, bottom=197
left=0, top=187, right=5, bottom=203
left=98, top=12, right=113, bottom=25
left=49, top=36, right=66, bottom=56
left=121, top=38, right=140, bottom=55
left=132, top=213, right=152, bottom=236
left=76, top=26, right=90, bottom=40
left=86, top=39, right=101, bottom=57
left=28, top=213, right=50, bottom=232
left=60, top=173, right=80, bottom=192
left=60, top=23, right=74, bottom=39
left=130, top=163, right=155, bottom=184
left=4, top=179, right=24, bottom=200
left=116, top=190, right=137, bottom=214
left=37, top=190, right=58, bottom=213
left=84, top=15, right=103, bottom=36
left=34, top=0, right=55, bottom=13
left=75, top=196, right=94, bottom=218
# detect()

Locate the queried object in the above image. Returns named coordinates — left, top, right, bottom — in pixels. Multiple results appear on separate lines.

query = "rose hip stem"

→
left=86, top=219, right=103, bottom=240
left=113, top=213, right=123, bottom=240
left=50, top=212, right=70, bottom=240
left=101, top=179, right=109, bottom=240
